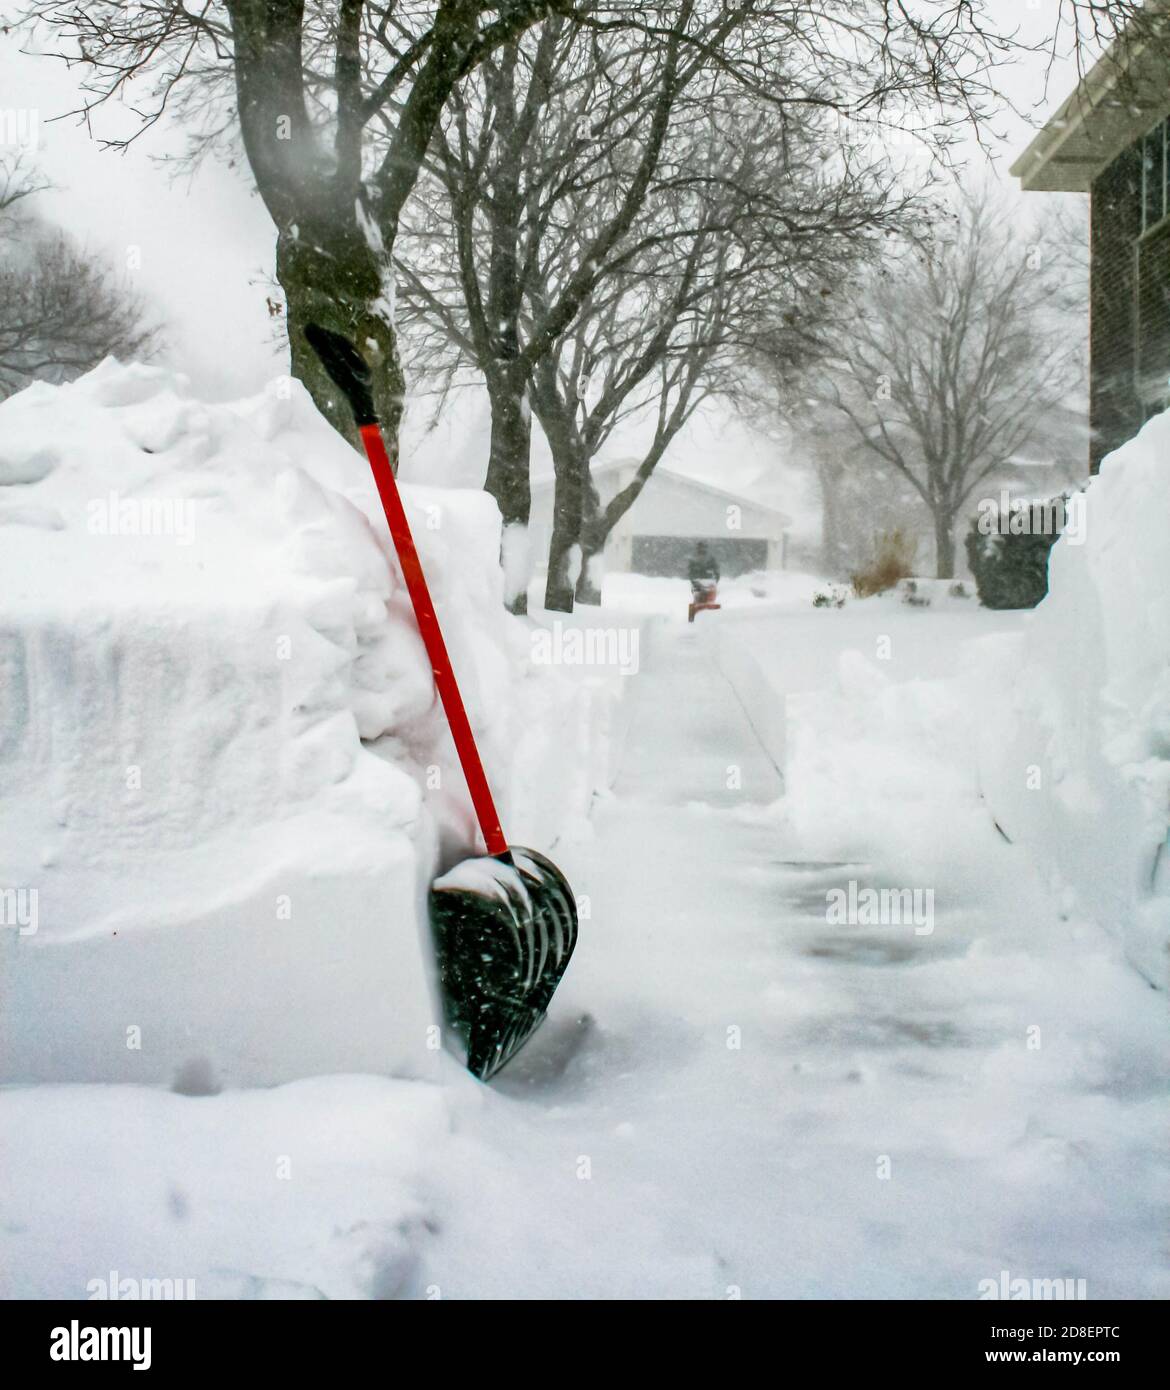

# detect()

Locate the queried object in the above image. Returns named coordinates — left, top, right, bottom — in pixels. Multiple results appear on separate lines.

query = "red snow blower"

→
left=688, top=582, right=720, bottom=623
left=305, top=325, right=578, bottom=1082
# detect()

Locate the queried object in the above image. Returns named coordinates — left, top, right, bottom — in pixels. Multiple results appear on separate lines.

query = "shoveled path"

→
left=428, top=615, right=1170, bottom=1299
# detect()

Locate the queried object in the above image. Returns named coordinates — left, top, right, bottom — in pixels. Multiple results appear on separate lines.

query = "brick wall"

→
left=1090, top=144, right=1143, bottom=472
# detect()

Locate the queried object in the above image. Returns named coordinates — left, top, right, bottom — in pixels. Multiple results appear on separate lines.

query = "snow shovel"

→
left=304, top=325, right=578, bottom=1082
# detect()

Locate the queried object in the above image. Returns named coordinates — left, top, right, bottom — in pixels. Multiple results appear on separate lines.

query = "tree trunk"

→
left=530, top=364, right=586, bottom=614
left=544, top=459, right=585, bottom=613
left=574, top=523, right=605, bottom=606
left=277, top=216, right=404, bottom=454
left=483, top=363, right=533, bottom=613
left=934, top=510, right=956, bottom=579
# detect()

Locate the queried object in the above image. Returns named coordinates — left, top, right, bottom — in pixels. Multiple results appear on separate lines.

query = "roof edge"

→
left=1013, top=5, right=1170, bottom=192
left=531, top=461, right=792, bottom=523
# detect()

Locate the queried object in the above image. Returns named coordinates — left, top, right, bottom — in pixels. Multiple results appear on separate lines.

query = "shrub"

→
left=850, top=529, right=917, bottom=598
left=964, top=493, right=1076, bottom=610
left=812, top=585, right=848, bottom=608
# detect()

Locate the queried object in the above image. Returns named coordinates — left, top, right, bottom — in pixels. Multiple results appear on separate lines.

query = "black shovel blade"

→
left=429, top=847, right=579, bottom=1082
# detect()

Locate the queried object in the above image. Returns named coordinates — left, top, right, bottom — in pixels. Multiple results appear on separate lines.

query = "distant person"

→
left=687, top=542, right=721, bottom=623
left=688, top=541, right=720, bottom=590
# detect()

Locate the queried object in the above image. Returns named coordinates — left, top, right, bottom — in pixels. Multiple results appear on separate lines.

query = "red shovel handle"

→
left=303, top=325, right=508, bottom=859
left=356, top=423, right=510, bottom=860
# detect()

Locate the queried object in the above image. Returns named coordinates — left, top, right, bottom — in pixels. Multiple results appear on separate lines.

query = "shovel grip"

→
left=303, top=323, right=378, bottom=425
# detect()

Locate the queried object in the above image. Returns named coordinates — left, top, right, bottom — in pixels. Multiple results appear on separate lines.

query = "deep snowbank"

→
left=0, top=361, right=603, bottom=1085
left=974, top=412, right=1170, bottom=987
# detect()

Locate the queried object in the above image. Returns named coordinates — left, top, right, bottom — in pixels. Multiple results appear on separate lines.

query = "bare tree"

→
left=805, top=192, right=1079, bottom=579
left=26, top=0, right=917, bottom=454
left=524, top=99, right=913, bottom=608
left=21, top=0, right=579, bottom=447
left=397, top=3, right=751, bottom=607
left=529, top=249, right=724, bottom=609
left=1045, top=1, right=1170, bottom=83
left=19, top=0, right=1034, bottom=492
left=397, top=0, right=1023, bottom=607
left=0, top=158, right=158, bottom=399
left=0, top=152, right=45, bottom=217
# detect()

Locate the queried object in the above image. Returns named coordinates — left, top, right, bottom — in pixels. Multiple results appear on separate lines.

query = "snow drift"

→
left=974, top=410, right=1170, bottom=987
left=0, top=360, right=601, bottom=1086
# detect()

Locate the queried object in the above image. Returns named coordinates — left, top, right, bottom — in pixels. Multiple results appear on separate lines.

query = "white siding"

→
left=529, top=464, right=789, bottom=574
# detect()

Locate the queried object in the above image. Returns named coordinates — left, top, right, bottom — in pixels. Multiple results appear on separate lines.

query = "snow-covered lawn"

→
left=4, top=588, right=1166, bottom=1299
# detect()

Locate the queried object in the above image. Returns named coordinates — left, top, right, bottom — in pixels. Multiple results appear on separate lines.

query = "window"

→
left=1141, top=117, right=1169, bottom=232
left=1135, top=217, right=1170, bottom=403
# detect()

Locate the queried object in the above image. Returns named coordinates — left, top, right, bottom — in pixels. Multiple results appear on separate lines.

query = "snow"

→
left=432, top=853, right=528, bottom=905
left=0, top=361, right=603, bottom=1088
left=0, top=7, right=1151, bottom=1304
left=975, top=409, right=1170, bottom=987
left=3, top=567, right=1165, bottom=1298
left=1, top=1076, right=448, bottom=1300
left=565, top=568, right=826, bottom=618
left=499, top=520, right=532, bottom=609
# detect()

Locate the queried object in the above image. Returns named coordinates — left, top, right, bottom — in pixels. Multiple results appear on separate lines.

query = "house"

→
left=1012, top=13, right=1170, bottom=470
left=528, top=459, right=791, bottom=579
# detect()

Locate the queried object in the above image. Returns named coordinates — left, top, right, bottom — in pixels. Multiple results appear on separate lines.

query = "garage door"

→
left=631, top=536, right=769, bottom=578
